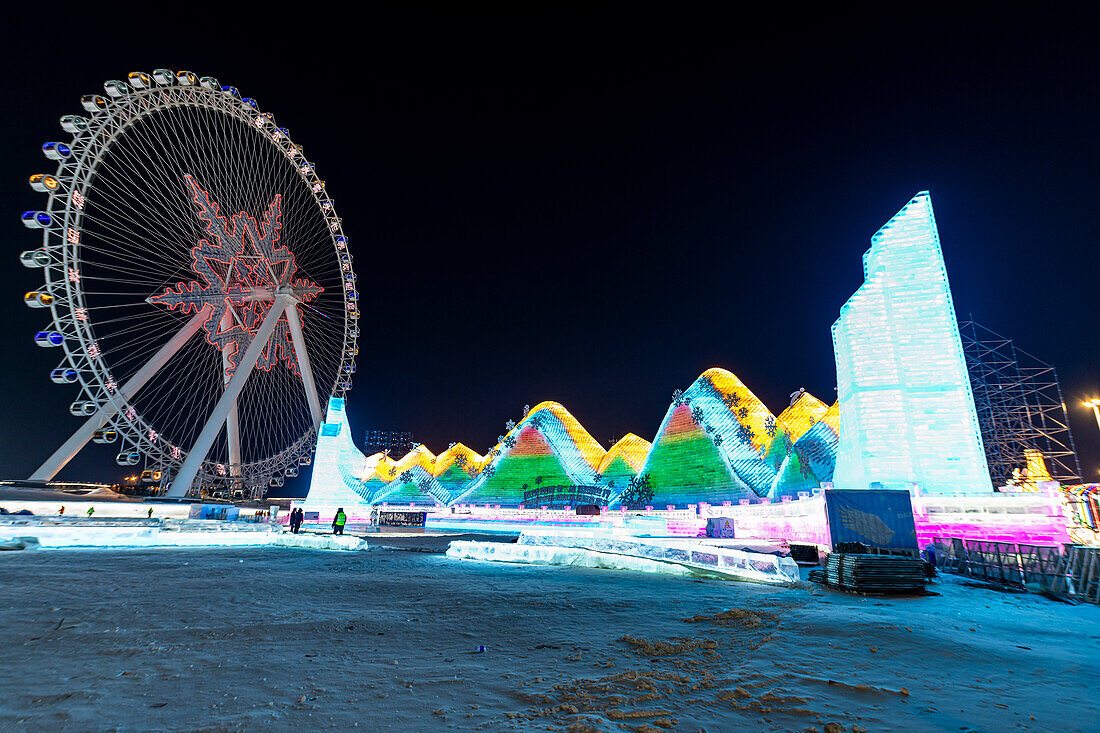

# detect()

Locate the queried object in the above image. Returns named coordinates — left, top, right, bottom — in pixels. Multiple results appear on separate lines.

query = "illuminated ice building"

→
left=306, top=372, right=841, bottom=511
left=832, top=191, right=992, bottom=495
left=305, top=191, right=991, bottom=512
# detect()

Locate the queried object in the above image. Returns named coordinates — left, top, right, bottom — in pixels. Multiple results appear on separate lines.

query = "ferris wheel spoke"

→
left=29, top=308, right=208, bottom=481
left=85, top=150, right=205, bottom=267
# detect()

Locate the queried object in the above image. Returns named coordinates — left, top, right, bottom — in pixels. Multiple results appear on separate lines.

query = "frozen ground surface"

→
left=1, top=543, right=1097, bottom=733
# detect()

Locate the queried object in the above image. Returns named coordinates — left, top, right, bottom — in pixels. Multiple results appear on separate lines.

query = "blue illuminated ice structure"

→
left=832, top=192, right=992, bottom=495
left=304, top=397, right=371, bottom=507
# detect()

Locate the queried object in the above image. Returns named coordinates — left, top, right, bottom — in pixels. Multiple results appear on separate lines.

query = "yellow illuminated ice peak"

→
left=598, top=433, right=652, bottom=474
left=776, top=392, right=829, bottom=441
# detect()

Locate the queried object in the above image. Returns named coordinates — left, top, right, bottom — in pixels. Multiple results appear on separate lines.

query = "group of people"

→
left=57, top=506, right=154, bottom=517
left=287, top=507, right=347, bottom=535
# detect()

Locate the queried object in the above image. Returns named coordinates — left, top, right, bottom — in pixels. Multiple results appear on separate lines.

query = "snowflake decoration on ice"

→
left=794, top=448, right=814, bottom=478
left=764, top=416, right=777, bottom=438
left=149, top=175, right=323, bottom=376
left=505, top=419, right=516, bottom=431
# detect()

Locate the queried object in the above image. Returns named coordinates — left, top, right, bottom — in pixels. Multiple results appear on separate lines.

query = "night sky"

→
left=1, top=7, right=1096, bottom=495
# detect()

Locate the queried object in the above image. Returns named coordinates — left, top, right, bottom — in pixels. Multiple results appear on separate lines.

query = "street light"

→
left=1084, top=398, right=1100, bottom=433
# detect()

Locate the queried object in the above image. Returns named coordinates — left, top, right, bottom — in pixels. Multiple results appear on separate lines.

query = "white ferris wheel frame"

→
left=22, top=73, right=359, bottom=498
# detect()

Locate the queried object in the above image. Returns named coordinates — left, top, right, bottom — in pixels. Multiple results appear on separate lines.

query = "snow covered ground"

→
left=0, top=544, right=1096, bottom=732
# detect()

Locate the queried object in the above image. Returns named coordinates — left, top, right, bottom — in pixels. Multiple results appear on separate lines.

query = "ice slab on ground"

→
left=1, top=525, right=275, bottom=548
left=448, top=531, right=799, bottom=583
left=447, top=540, right=702, bottom=578
left=272, top=532, right=369, bottom=551
left=0, top=536, right=40, bottom=551
left=0, top=519, right=368, bottom=551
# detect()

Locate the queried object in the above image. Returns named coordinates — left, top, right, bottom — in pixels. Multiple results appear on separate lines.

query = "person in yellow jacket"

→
left=332, top=508, right=347, bottom=536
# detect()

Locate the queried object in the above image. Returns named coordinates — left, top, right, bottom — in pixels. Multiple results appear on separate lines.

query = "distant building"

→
left=832, top=192, right=992, bottom=495
left=362, top=430, right=415, bottom=458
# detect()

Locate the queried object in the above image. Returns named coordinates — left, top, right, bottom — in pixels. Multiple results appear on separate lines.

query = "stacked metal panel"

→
left=824, top=553, right=926, bottom=593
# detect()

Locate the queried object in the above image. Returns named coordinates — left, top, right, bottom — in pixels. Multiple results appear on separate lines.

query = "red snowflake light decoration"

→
left=150, top=176, right=322, bottom=376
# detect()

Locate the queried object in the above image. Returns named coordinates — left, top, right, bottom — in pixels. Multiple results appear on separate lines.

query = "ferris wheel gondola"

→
left=20, top=69, right=358, bottom=499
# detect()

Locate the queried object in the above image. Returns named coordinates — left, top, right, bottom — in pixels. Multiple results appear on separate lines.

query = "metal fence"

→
left=932, top=537, right=1100, bottom=603
left=1062, top=545, right=1100, bottom=604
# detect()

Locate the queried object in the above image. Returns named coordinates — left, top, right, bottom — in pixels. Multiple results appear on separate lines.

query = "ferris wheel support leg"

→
left=167, top=296, right=290, bottom=499
left=221, top=309, right=242, bottom=480
left=284, top=301, right=324, bottom=429
left=28, top=309, right=209, bottom=482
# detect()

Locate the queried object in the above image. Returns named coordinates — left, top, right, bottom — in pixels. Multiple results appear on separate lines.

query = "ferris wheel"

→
left=21, top=70, right=359, bottom=499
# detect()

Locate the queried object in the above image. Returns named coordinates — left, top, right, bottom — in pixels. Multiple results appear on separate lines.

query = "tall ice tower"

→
left=832, top=192, right=992, bottom=495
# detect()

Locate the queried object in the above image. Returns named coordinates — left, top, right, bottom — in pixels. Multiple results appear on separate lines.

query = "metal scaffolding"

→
left=959, top=319, right=1081, bottom=485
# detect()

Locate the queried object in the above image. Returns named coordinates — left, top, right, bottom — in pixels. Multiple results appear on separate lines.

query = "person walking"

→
left=332, top=507, right=346, bottom=536
left=86, top=506, right=94, bottom=517
left=147, top=507, right=154, bottom=519
left=58, top=506, right=64, bottom=515
left=290, top=508, right=302, bottom=534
